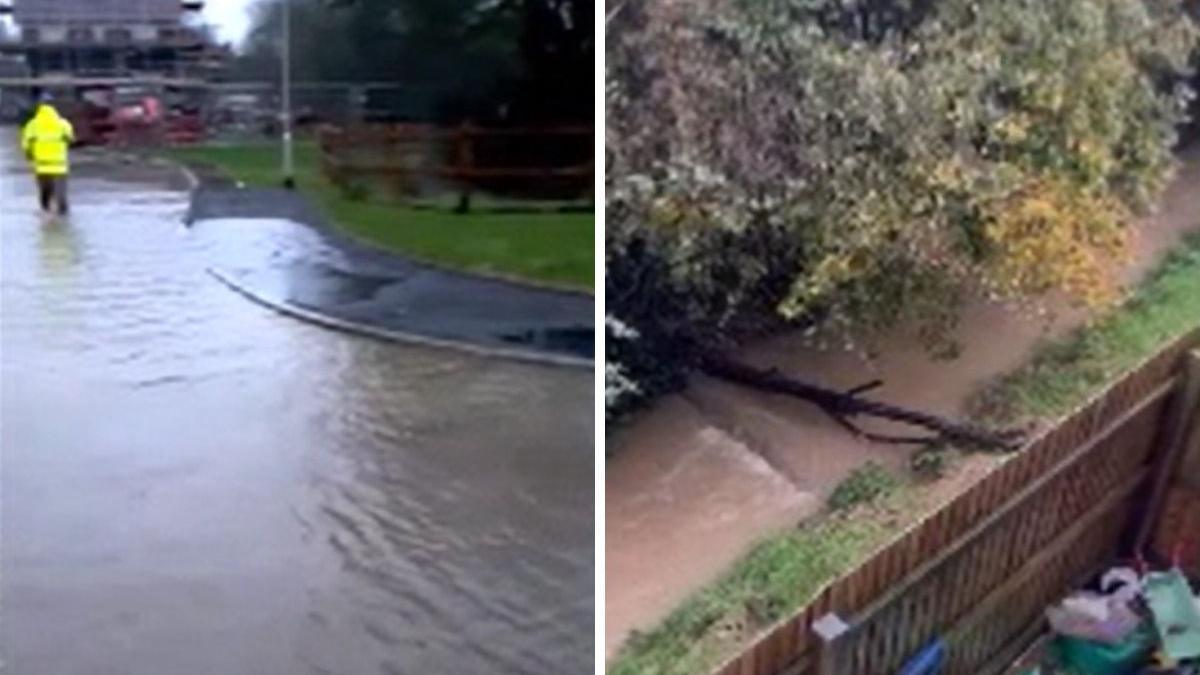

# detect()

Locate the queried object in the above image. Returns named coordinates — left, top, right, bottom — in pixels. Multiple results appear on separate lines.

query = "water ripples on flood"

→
left=0, top=144, right=593, bottom=675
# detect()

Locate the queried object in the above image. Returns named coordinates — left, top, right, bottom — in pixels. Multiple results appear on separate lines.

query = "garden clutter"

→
left=1047, top=568, right=1144, bottom=645
left=1143, top=569, right=1200, bottom=663
left=1032, top=563, right=1199, bottom=675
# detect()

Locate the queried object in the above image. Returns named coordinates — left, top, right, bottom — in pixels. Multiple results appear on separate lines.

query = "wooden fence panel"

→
left=833, top=382, right=1170, bottom=675
left=317, top=124, right=593, bottom=204
left=1154, top=486, right=1200, bottom=576
left=1181, top=392, right=1200, bottom=491
left=709, top=329, right=1200, bottom=675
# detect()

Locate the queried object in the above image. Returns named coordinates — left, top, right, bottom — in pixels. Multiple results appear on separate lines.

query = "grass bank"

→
left=610, top=491, right=913, bottom=675
left=971, top=230, right=1200, bottom=422
left=608, top=231, right=1200, bottom=675
left=164, top=142, right=594, bottom=291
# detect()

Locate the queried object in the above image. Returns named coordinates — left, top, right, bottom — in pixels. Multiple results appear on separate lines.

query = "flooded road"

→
left=0, top=139, right=593, bottom=675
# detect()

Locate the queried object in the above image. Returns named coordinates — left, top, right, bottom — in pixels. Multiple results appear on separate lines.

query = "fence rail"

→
left=712, top=328, right=1200, bottom=675
left=318, top=124, right=593, bottom=207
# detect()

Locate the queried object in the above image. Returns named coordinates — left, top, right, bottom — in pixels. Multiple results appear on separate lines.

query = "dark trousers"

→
left=36, top=174, right=69, bottom=215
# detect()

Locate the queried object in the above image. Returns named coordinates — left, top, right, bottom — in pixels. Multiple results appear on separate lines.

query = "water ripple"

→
left=1, top=144, right=592, bottom=675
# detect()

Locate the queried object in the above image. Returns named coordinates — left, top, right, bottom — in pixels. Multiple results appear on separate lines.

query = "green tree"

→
left=606, top=0, right=1197, bottom=417
left=233, top=0, right=592, bottom=124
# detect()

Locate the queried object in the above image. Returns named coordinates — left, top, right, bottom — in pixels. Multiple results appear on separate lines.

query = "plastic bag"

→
left=1047, top=591, right=1143, bottom=644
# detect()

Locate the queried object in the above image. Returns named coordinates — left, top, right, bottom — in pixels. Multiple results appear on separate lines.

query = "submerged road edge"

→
left=207, top=267, right=593, bottom=370
left=161, top=152, right=593, bottom=299
left=151, top=152, right=593, bottom=369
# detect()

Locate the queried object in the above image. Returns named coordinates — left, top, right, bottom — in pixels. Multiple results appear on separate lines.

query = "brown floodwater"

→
left=606, top=144, right=1200, bottom=658
left=0, top=139, right=593, bottom=675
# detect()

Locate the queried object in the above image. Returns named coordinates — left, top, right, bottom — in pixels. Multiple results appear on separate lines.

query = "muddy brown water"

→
left=606, top=145, right=1200, bottom=659
left=0, top=140, right=593, bottom=675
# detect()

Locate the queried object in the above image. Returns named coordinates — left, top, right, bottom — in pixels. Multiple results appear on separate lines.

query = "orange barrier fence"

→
left=318, top=124, right=593, bottom=208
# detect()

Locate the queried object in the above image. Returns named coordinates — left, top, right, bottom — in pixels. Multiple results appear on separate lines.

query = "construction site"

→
left=0, top=0, right=420, bottom=146
left=0, top=0, right=228, bottom=143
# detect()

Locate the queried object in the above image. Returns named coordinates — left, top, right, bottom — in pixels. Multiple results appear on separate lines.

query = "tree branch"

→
left=699, top=352, right=1024, bottom=451
left=846, top=378, right=884, bottom=396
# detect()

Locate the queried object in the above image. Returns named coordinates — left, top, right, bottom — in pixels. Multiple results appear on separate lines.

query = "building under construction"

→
left=0, top=0, right=232, bottom=141
left=1, top=0, right=224, bottom=80
left=0, top=1, right=410, bottom=140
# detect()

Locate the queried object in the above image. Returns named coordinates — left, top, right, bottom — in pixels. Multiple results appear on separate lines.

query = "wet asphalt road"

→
left=186, top=184, right=594, bottom=365
left=0, top=139, right=593, bottom=675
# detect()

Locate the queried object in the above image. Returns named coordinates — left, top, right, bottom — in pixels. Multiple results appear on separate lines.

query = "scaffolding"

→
left=0, top=0, right=220, bottom=80
left=13, top=0, right=185, bottom=26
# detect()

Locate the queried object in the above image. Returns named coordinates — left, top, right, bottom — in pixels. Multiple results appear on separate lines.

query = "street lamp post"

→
left=280, top=0, right=295, bottom=189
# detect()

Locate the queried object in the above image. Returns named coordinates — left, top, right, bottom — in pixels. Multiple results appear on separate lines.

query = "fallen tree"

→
left=699, top=352, right=1026, bottom=451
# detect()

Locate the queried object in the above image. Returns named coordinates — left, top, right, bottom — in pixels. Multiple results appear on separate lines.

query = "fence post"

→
left=318, top=126, right=329, bottom=180
left=454, top=122, right=473, bottom=214
left=1176, top=351, right=1200, bottom=492
left=318, top=126, right=342, bottom=190
left=813, top=613, right=851, bottom=675
left=1134, top=349, right=1200, bottom=553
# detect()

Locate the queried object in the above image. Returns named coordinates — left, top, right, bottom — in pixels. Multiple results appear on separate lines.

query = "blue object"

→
left=896, top=639, right=946, bottom=675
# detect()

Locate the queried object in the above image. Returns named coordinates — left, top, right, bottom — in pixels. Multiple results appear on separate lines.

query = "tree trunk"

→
left=699, top=352, right=1025, bottom=451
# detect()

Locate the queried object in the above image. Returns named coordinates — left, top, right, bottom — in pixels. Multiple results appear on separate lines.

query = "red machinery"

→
left=66, top=85, right=206, bottom=147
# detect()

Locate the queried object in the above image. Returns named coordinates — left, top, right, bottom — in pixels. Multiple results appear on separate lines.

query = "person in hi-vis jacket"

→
left=22, top=92, right=76, bottom=216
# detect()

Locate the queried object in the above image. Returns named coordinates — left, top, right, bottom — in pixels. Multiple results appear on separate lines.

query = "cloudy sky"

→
left=202, top=0, right=257, bottom=45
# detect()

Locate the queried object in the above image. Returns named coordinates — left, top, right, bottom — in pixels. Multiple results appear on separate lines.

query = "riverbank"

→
left=162, top=142, right=594, bottom=292
left=608, top=229, right=1200, bottom=674
left=605, top=144, right=1200, bottom=666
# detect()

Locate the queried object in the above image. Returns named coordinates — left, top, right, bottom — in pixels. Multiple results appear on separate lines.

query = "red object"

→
left=1154, top=487, right=1200, bottom=574
left=143, top=97, right=162, bottom=123
left=64, top=92, right=206, bottom=147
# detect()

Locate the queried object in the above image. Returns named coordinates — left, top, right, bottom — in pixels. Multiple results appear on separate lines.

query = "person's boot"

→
left=54, top=181, right=69, bottom=216
left=38, top=178, right=52, bottom=215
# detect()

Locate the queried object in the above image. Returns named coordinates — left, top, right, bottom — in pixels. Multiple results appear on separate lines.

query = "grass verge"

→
left=971, top=230, right=1200, bottom=423
left=609, top=493, right=910, bottom=675
left=828, top=462, right=900, bottom=512
left=608, top=230, right=1200, bottom=675
left=162, top=142, right=594, bottom=291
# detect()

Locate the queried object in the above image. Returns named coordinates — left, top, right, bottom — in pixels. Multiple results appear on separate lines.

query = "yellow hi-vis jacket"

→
left=22, top=104, right=75, bottom=176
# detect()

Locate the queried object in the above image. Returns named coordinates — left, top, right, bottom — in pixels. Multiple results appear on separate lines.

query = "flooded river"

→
left=0, top=140, right=593, bottom=675
left=605, top=144, right=1200, bottom=657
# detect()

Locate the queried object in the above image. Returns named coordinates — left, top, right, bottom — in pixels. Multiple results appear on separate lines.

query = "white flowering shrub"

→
left=605, top=315, right=643, bottom=422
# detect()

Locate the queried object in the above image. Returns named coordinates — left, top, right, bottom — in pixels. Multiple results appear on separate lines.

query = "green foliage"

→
left=828, top=461, right=901, bottom=511
left=606, top=0, right=1197, bottom=419
left=911, top=443, right=952, bottom=479
left=971, top=231, right=1200, bottom=423
left=235, top=0, right=592, bottom=124
left=339, top=179, right=372, bottom=203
